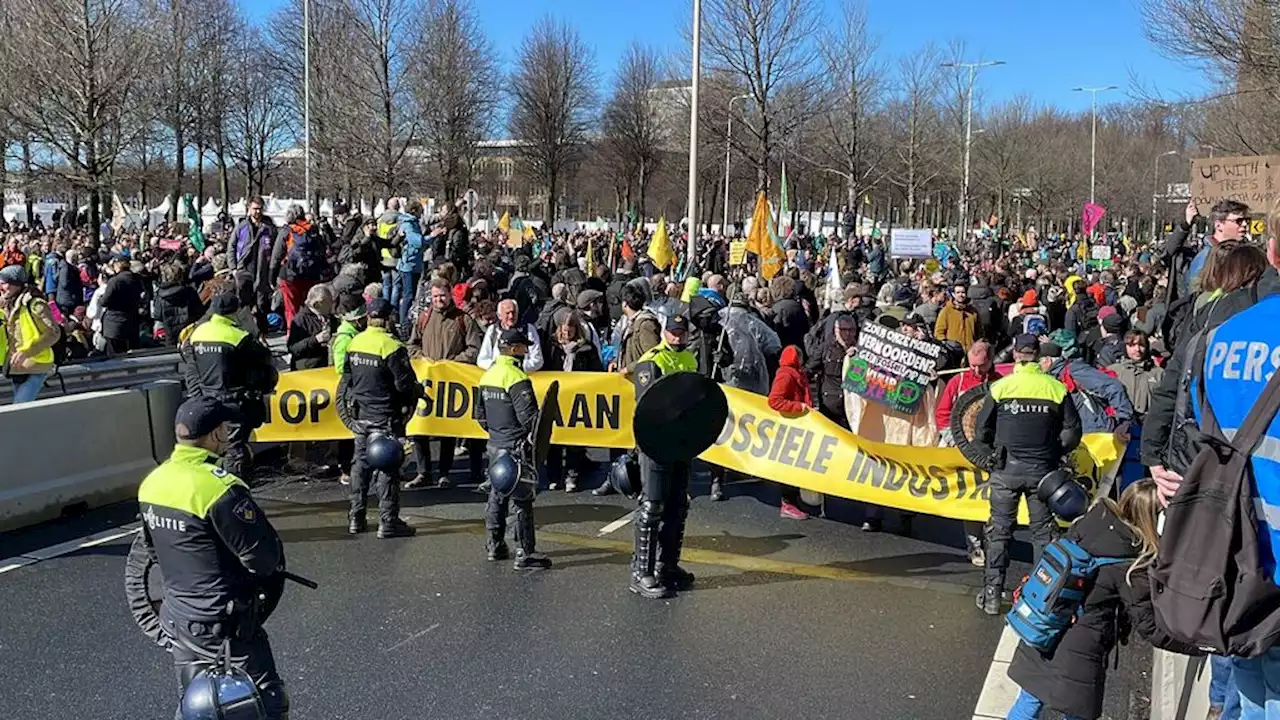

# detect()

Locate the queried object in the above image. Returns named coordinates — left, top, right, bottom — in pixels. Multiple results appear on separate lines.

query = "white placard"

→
left=1090, top=244, right=1112, bottom=260
left=889, top=228, right=933, bottom=259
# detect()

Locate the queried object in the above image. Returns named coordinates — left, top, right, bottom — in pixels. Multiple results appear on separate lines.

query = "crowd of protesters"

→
left=1, top=191, right=1271, bottom=717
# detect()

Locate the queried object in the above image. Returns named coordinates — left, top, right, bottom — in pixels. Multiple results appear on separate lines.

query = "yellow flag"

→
left=497, top=211, right=510, bottom=234
left=586, top=237, right=596, bottom=277
left=523, top=223, right=536, bottom=241
left=648, top=217, right=673, bottom=270
left=746, top=192, right=785, bottom=280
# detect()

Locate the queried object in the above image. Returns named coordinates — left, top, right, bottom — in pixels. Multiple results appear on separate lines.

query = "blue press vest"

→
left=1197, top=293, right=1280, bottom=584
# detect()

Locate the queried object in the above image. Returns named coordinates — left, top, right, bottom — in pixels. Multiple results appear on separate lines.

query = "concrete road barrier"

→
left=0, top=389, right=159, bottom=532
left=1151, top=649, right=1211, bottom=720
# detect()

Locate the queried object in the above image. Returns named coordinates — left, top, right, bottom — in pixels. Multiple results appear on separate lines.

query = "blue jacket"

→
left=1047, top=357, right=1135, bottom=433
left=1197, top=292, right=1280, bottom=584
left=395, top=213, right=425, bottom=274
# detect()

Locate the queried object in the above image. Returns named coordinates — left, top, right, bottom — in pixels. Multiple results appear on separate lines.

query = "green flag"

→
left=184, top=195, right=205, bottom=252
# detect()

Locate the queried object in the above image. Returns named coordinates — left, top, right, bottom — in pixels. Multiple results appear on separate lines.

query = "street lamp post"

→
left=722, top=93, right=751, bottom=236
left=941, top=59, right=1004, bottom=245
left=686, top=0, right=702, bottom=260
left=303, top=0, right=311, bottom=211
left=1073, top=85, right=1117, bottom=207
left=1152, top=150, right=1177, bottom=241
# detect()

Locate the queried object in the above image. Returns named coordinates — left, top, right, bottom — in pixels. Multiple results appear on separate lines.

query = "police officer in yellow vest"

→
left=477, top=328, right=552, bottom=569
left=626, top=313, right=698, bottom=599
left=973, top=334, right=1083, bottom=615
left=181, top=293, right=278, bottom=484
left=138, top=397, right=288, bottom=718
left=0, top=265, right=60, bottom=404
left=339, top=298, right=421, bottom=538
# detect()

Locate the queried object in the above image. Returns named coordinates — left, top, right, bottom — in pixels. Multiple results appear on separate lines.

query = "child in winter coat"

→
left=1005, top=480, right=1200, bottom=719
left=767, top=345, right=812, bottom=520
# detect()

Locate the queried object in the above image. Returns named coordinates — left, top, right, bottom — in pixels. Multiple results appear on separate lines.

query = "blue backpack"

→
left=284, top=225, right=325, bottom=281
left=1006, top=537, right=1128, bottom=652
left=1022, top=313, right=1048, bottom=338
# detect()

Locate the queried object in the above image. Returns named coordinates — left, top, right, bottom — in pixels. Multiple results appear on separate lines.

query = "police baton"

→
left=280, top=571, right=318, bottom=590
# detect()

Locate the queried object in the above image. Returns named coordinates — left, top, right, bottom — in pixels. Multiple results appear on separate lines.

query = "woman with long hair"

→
left=1004, top=480, right=1200, bottom=719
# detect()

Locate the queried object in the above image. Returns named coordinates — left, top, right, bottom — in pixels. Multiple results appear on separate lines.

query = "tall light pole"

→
left=722, top=93, right=751, bottom=235
left=303, top=0, right=312, bottom=211
left=941, top=59, right=1004, bottom=244
left=1151, top=150, right=1177, bottom=240
left=1073, top=85, right=1117, bottom=205
left=685, top=0, right=702, bottom=261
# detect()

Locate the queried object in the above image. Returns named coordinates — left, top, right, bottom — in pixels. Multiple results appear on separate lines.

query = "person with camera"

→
left=339, top=298, right=421, bottom=539
left=973, top=333, right=1082, bottom=615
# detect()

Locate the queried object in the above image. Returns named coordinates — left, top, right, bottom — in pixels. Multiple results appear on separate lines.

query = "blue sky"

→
left=241, top=0, right=1208, bottom=111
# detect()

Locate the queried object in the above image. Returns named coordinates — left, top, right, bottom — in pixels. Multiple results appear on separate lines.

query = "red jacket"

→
left=935, top=365, right=1003, bottom=429
left=768, top=345, right=811, bottom=414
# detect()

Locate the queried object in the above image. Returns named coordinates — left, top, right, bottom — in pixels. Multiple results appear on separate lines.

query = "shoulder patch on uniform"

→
left=232, top=497, right=258, bottom=523
left=637, top=369, right=651, bottom=386
left=211, top=467, right=229, bottom=478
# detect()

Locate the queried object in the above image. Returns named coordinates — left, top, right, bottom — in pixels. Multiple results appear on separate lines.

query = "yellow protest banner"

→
left=729, top=239, right=747, bottom=265
left=256, top=362, right=1122, bottom=523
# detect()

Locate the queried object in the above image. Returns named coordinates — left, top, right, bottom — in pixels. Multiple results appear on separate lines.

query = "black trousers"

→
left=547, top=445, right=586, bottom=485
left=984, top=462, right=1058, bottom=589
left=485, top=446, right=537, bottom=552
left=412, top=437, right=484, bottom=482
left=221, top=420, right=255, bottom=485
left=162, top=611, right=288, bottom=720
left=635, top=454, right=691, bottom=573
left=350, top=431, right=401, bottom=524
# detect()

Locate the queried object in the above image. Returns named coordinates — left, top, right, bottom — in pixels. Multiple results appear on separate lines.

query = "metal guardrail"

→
left=0, top=338, right=288, bottom=404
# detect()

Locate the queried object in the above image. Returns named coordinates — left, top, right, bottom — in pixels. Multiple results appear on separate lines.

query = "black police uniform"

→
left=476, top=338, right=550, bottom=568
left=137, top=405, right=287, bottom=719
left=181, top=310, right=278, bottom=482
left=629, top=316, right=699, bottom=599
left=973, top=358, right=1083, bottom=611
left=340, top=319, right=422, bottom=536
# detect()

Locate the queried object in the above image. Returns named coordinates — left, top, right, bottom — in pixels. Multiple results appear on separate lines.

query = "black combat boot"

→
left=349, top=513, right=367, bottom=535
left=377, top=518, right=417, bottom=539
left=630, top=505, right=673, bottom=599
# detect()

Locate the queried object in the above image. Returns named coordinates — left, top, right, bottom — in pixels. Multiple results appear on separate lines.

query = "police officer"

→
left=626, top=313, right=698, bottom=599
left=477, top=328, right=552, bottom=569
left=138, top=397, right=288, bottom=718
left=973, top=333, right=1082, bottom=615
left=340, top=298, right=420, bottom=538
left=181, top=293, right=278, bottom=484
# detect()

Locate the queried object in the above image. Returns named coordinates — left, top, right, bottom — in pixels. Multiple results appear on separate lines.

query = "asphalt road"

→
left=0, top=458, right=1151, bottom=720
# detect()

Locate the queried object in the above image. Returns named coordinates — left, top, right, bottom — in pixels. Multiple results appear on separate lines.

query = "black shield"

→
left=951, top=384, right=999, bottom=471
left=125, top=532, right=285, bottom=649
left=532, top=380, right=560, bottom=471
left=633, top=373, right=729, bottom=464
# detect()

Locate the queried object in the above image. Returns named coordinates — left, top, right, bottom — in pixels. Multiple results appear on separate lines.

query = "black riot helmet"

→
left=608, top=452, right=642, bottom=498
left=366, top=432, right=404, bottom=472
left=1037, top=469, right=1090, bottom=521
left=488, top=452, right=521, bottom=497
left=180, top=663, right=265, bottom=720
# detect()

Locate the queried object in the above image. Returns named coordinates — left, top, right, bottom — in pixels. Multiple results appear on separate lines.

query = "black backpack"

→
left=285, top=225, right=326, bottom=281
left=1150, top=349, right=1280, bottom=657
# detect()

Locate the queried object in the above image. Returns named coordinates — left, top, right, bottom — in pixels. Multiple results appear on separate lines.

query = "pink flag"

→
left=1082, top=203, right=1106, bottom=236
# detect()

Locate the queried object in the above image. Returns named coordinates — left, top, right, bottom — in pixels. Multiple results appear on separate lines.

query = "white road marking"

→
left=972, top=625, right=1021, bottom=719
left=79, top=528, right=141, bottom=548
left=0, top=525, right=140, bottom=576
left=597, top=510, right=636, bottom=536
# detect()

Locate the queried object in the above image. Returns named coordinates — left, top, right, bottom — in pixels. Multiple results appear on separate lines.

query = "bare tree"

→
left=509, top=16, right=598, bottom=224
left=0, top=0, right=157, bottom=240
left=886, top=45, right=946, bottom=226
left=815, top=0, right=890, bottom=209
left=602, top=42, right=667, bottom=219
left=414, top=0, right=499, bottom=202
left=227, top=26, right=291, bottom=197
left=700, top=0, right=823, bottom=191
